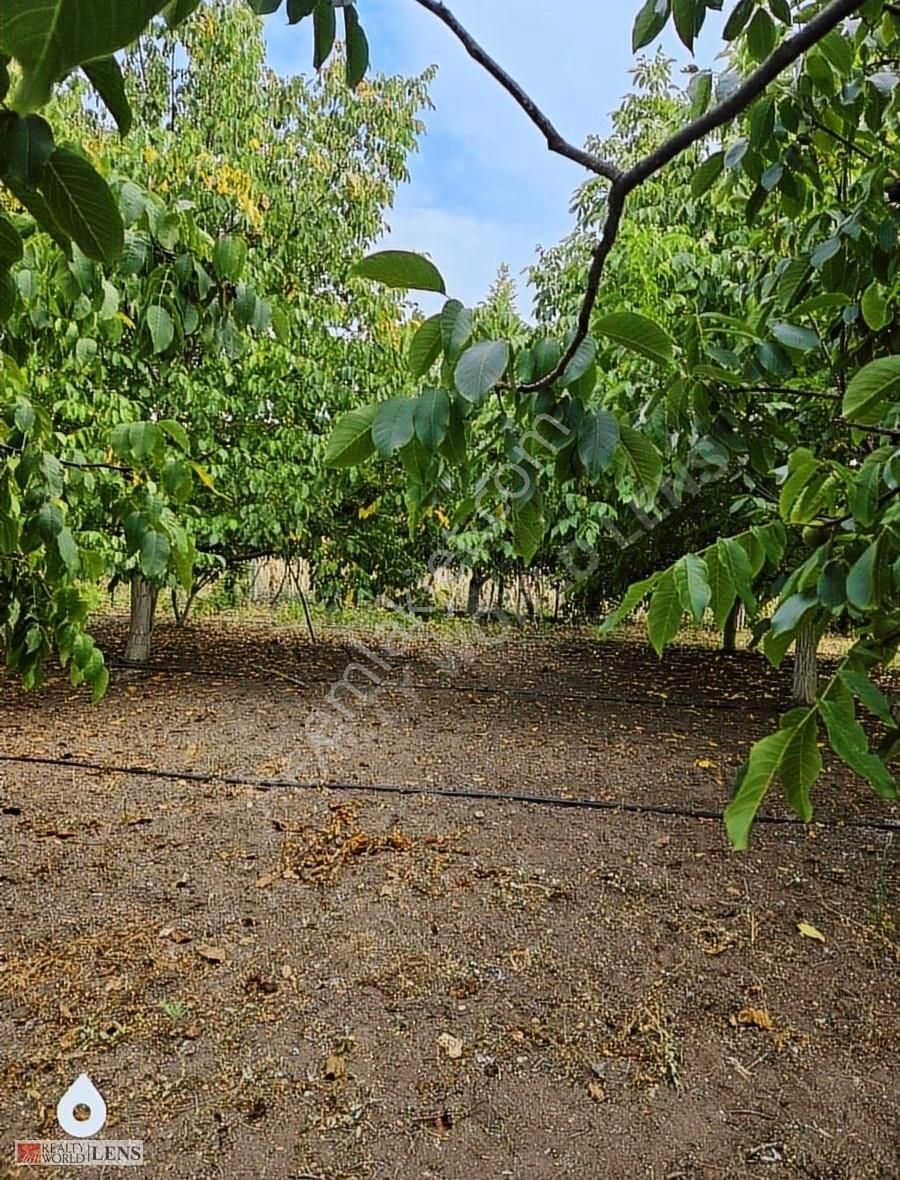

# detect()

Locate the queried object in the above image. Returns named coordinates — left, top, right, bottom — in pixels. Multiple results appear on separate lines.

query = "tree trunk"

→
left=792, top=618, right=819, bottom=705
left=125, top=576, right=159, bottom=664
left=466, top=569, right=486, bottom=617
left=519, top=575, right=535, bottom=622
left=723, top=600, right=742, bottom=653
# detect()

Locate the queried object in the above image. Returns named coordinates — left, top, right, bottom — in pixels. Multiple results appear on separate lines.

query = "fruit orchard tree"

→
left=0, top=0, right=897, bottom=845
left=1, top=0, right=432, bottom=665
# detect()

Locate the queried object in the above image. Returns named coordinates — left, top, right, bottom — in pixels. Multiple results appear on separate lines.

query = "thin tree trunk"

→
left=466, top=569, right=485, bottom=617
left=723, top=600, right=741, bottom=653
left=125, top=576, right=159, bottom=664
left=519, top=575, right=535, bottom=622
left=792, top=618, right=819, bottom=705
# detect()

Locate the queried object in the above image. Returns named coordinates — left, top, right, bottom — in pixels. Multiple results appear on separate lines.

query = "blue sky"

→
left=265, top=2, right=724, bottom=311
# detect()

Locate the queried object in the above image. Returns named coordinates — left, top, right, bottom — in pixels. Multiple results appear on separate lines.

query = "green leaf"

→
left=372, top=397, right=416, bottom=457
left=287, top=0, right=317, bottom=22
left=817, top=560, right=847, bottom=611
left=779, top=712, right=821, bottom=822
left=725, top=726, right=793, bottom=850
left=56, top=526, right=79, bottom=573
left=820, top=695, right=896, bottom=800
left=39, top=148, right=123, bottom=264
left=0, top=214, right=23, bottom=267
left=810, top=237, right=840, bottom=269
left=691, top=151, right=724, bottom=199
left=0, top=111, right=54, bottom=186
left=594, top=311, right=674, bottom=365
left=842, top=356, right=900, bottom=425
left=770, top=591, right=817, bottom=636
left=413, top=388, right=450, bottom=451
left=672, top=0, right=700, bottom=51
left=705, top=543, right=737, bottom=629
left=158, top=419, right=190, bottom=452
left=860, top=283, right=888, bottom=332
left=618, top=424, right=662, bottom=498
left=577, top=411, right=619, bottom=478
left=723, top=0, right=754, bottom=40
left=846, top=541, right=879, bottom=611
left=212, top=234, right=248, bottom=282
left=455, top=341, right=510, bottom=404
left=561, top=336, right=597, bottom=388
left=0, top=0, right=169, bottom=114
left=632, top=0, right=671, bottom=50
left=441, top=300, right=473, bottom=360
left=439, top=400, right=467, bottom=467
left=689, top=70, right=713, bottom=119
left=146, top=304, right=174, bottom=354
left=313, top=0, right=336, bottom=70
left=82, top=56, right=132, bottom=135
left=324, top=405, right=376, bottom=468
left=0, top=270, right=15, bottom=321
left=840, top=669, right=895, bottom=727
left=140, top=530, right=170, bottom=579
left=771, top=321, right=819, bottom=352
left=673, top=553, right=711, bottom=622
left=717, top=536, right=756, bottom=611
left=746, top=7, right=776, bottom=62
left=409, top=314, right=443, bottom=378
left=511, top=496, right=544, bottom=564
left=163, top=0, right=204, bottom=27
left=647, top=568, right=682, bottom=656
left=599, top=573, right=660, bottom=635
left=343, top=4, right=368, bottom=88
left=354, top=249, right=446, bottom=295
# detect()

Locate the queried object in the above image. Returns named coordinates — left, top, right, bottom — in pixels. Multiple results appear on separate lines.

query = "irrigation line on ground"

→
left=1, top=752, right=897, bottom=835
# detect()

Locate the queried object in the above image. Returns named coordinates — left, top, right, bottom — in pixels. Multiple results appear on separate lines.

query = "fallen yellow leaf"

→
left=797, top=921, right=826, bottom=943
left=731, top=1007, right=775, bottom=1031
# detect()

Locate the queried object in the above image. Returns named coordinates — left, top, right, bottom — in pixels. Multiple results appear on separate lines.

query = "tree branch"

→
left=410, top=0, right=622, bottom=184
left=516, top=0, right=869, bottom=391
left=725, top=386, right=842, bottom=401
left=840, top=419, right=900, bottom=440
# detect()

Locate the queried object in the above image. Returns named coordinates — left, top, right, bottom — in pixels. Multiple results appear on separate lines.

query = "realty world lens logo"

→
left=15, top=1075, right=144, bottom=1167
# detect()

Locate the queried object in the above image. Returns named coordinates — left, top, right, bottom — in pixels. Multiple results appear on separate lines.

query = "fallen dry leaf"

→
left=438, top=1032, right=464, bottom=1060
left=731, top=1007, right=775, bottom=1031
left=195, top=943, right=227, bottom=964
left=797, top=921, right=826, bottom=943
left=255, top=870, right=281, bottom=889
left=159, top=927, right=192, bottom=944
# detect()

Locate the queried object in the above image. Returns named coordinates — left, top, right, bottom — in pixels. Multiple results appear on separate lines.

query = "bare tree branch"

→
left=409, top=0, right=867, bottom=395
left=410, top=0, right=623, bottom=184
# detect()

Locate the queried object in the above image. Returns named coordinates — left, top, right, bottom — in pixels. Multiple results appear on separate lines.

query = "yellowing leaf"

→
left=438, top=1032, right=463, bottom=1060
left=731, top=1007, right=775, bottom=1031
left=797, top=921, right=826, bottom=943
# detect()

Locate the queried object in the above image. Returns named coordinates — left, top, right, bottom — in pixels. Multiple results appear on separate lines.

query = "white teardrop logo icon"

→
left=57, top=1074, right=107, bottom=1138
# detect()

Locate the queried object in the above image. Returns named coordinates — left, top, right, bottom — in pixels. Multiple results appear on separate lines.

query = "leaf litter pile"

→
left=0, top=617, right=897, bottom=1179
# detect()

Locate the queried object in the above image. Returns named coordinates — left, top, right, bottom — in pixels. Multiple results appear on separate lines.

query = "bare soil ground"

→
left=0, top=617, right=897, bottom=1180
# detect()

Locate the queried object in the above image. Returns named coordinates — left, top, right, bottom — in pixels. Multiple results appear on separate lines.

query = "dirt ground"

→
left=0, top=617, right=897, bottom=1179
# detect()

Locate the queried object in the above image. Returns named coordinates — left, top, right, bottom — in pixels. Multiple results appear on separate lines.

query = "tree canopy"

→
left=0, top=0, right=897, bottom=845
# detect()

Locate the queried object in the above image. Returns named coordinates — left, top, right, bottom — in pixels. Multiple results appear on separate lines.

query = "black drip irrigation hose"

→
left=1, top=752, right=897, bottom=835
left=107, top=660, right=785, bottom=717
